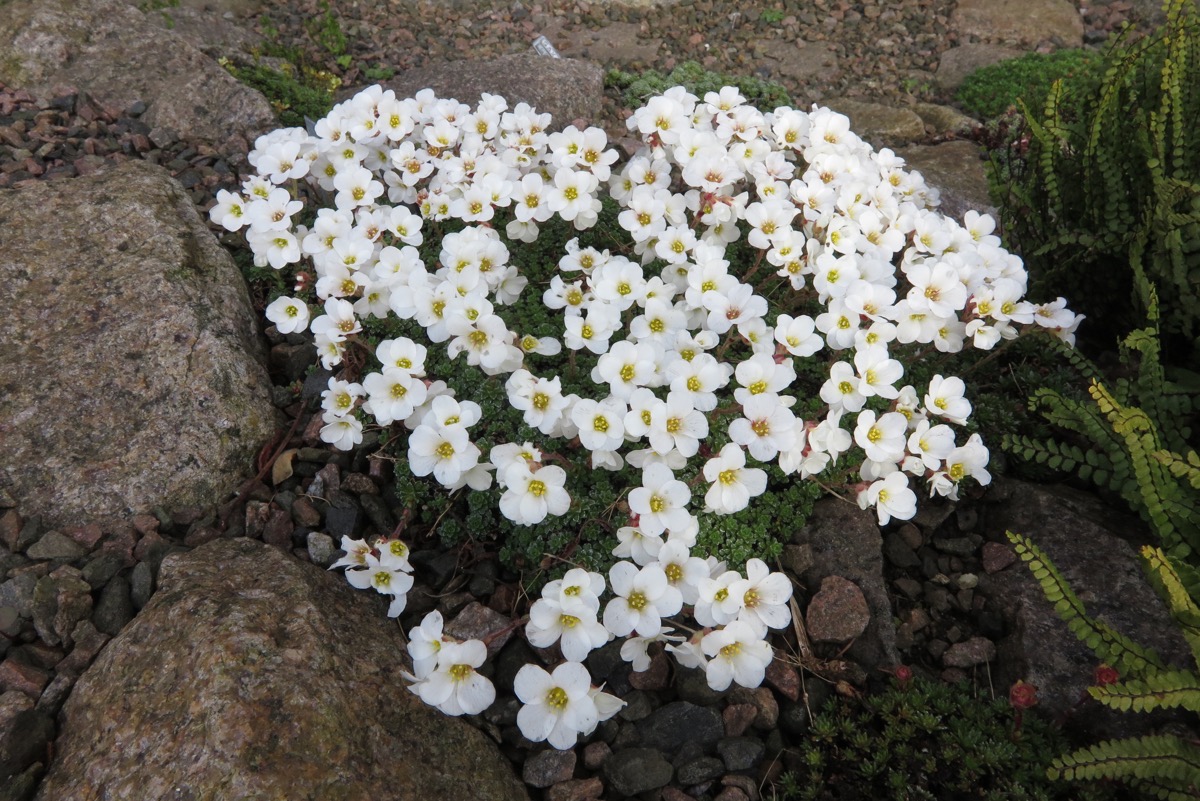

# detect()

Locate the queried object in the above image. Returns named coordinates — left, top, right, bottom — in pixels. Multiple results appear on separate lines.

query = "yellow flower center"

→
left=751, top=419, right=770, bottom=437
left=627, top=591, right=648, bottom=611
left=528, top=479, right=546, bottom=497
left=720, top=642, right=741, bottom=658
left=436, top=442, right=455, bottom=458
left=546, top=687, right=569, bottom=709
left=593, top=415, right=609, bottom=433
left=748, top=380, right=768, bottom=395
left=560, top=614, right=579, bottom=628
left=449, top=664, right=473, bottom=681
left=649, top=495, right=665, bottom=513
left=533, top=392, right=550, bottom=411
left=687, top=376, right=702, bottom=392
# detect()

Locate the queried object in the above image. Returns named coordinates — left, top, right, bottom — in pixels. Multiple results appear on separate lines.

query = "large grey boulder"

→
left=951, top=0, right=1085, bottom=48
left=378, top=54, right=605, bottom=129
left=35, top=538, right=529, bottom=801
left=825, top=99, right=926, bottom=149
left=981, top=478, right=1191, bottom=733
left=935, top=44, right=1025, bottom=94
left=897, top=140, right=997, bottom=222
left=0, top=0, right=276, bottom=155
left=0, top=160, right=276, bottom=528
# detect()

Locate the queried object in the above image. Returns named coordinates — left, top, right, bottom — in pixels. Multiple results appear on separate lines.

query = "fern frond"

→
left=1050, top=734, right=1200, bottom=798
left=1007, top=531, right=1167, bottom=676
left=1089, top=669, right=1200, bottom=713
left=1142, top=546, right=1200, bottom=655
left=1158, top=451, right=1200, bottom=490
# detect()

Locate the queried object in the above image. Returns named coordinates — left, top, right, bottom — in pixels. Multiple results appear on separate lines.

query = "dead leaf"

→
left=271, top=448, right=299, bottom=486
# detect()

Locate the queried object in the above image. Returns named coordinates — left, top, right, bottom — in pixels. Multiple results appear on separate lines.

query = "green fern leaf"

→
left=1089, top=669, right=1200, bottom=713
left=1007, top=531, right=1167, bottom=676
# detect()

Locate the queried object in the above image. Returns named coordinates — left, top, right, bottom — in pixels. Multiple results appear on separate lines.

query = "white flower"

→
left=647, top=391, right=708, bottom=458
left=627, top=463, right=692, bottom=536
left=728, top=394, right=797, bottom=462
left=819, top=361, right=867, bottom=414
left=653, top=539, right=710, bottom=606
left=515, top=662, right=600, bottom=750
left=345, top=554, right=414, bottom=617
left=620, top=627, right=684, bottom=672
left=571, top=397, right=627, bottom=452
left=376, top=537, right=413, bottom=573
left=498, top=463, right=571, bottom=525
left=320, top=410, right=363, bottom=451
left=544, top=568, right=607, bottom=615
left=329, top=536, right=371, bottom=571
left=413, top=639, right=495, bottom=716
left=702, top=443, right=767, bottom=514
left=526, top=596, right=610, bottom=661
left=728, top=558, right=793, bottom=634
left=860, top=470, right=918, bottom=525
left=924, top=374, right=972, bottom=425
left=408, top=422, right=481, bottom=487
left=407, top=611, right=445, bottom=680
left=701, top=620, right=774, bottom=691
left=209, top=189, right=247, bottom=231
left=945, top=433, right=991, bottom=487
left=853, top=410, right=909, bottom=464
left=612, top=525, right=664, bottom=567
left=265, top=295, right=310, bottom=334
left=695, top=568, right=744, bottom=628
left=362, top=368, right=428, bottom=426
left=603, top=561, right=683, bottom=638
left=774, top=314, right=824, bottom=357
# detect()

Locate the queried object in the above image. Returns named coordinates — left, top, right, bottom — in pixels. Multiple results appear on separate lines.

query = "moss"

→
left=223, top=60, right=335, bottom=129
left=955, top=48, right=1105, bottom=121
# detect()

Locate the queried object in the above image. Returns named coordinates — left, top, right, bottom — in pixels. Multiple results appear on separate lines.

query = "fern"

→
left=1050, top=735, right=1200, bottom=799
left=1006, top=532, right=1167, bottom=676
left=1011, top=530, right=1200, bottom=797
left=1089, top=670, right=1200, bottom=713
left=1004, top=288, right=1199, bottom=553
left=992, top=0, right=1200, bottom=360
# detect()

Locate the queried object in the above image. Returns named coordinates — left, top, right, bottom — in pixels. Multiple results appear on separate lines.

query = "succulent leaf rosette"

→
left=216, top=84, right=1082, bottom=747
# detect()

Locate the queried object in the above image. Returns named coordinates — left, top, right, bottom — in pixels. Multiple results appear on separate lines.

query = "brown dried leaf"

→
left=271, top=448, right=299, bottom=486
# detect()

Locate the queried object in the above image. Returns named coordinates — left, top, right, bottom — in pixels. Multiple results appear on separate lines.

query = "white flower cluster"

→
left=217, top=84, right=1082, bottom=534
left=333, top=535, right=792, bottom=748
left=220, top=84, right=1084, bottom=745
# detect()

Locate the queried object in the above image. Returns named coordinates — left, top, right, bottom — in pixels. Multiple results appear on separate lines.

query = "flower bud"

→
left=1009, top=680, right=1038, bottom=710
